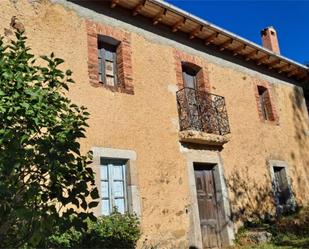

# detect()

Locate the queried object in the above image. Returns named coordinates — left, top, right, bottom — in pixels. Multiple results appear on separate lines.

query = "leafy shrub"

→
left=83, top=211, right=140, bottom=249
left=44, top=211, right=141, bottom=249
left=0, top=26, right=99, bottom=248
left=47, top=227, right=82, bottom=248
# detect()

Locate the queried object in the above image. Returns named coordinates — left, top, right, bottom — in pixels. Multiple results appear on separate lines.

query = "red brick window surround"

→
left=86, top=20, right=133, bottom=94
left=254, top=80, right=279, bottom=124
left=174, top=50, right=210, bottom=92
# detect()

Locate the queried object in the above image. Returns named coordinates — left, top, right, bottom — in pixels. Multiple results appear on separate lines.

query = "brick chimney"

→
left=261, top=26, right=280, bottom=54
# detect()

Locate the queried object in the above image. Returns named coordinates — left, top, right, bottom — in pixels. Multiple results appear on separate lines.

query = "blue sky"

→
left=165, top=0, right=309, bottom=65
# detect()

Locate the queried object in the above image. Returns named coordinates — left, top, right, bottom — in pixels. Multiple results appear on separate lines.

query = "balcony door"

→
left=182, top=63, right=201, bottom=130
left=183, top=67, right=198, bottom=90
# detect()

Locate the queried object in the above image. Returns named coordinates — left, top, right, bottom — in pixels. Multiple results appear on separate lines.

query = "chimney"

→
left=260, top=26, right=280, bottom=54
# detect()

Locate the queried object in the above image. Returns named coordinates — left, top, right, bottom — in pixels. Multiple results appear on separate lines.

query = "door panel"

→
left=183, top=70, right=202, bottom=130
left=195, top=167, right=221, bottom=248
left=183, top=71, right=197, bottom=89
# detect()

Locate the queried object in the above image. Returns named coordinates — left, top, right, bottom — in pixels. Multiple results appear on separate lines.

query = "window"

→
left=269, top=160, right=295, bottom=215
left=182, top=62, right=202, bottom=90
left=87, top=21, right=134, bottom=93
left=273, top=167, right=291, bottom=206
left=100, top=158, right=127, bottom=215
left=98, top=35, right=120, bottom=86
left=257, top=86, right=273, bottom=121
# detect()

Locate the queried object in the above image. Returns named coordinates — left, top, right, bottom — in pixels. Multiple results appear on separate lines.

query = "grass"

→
left=232, top=206, right=309, bottom=249
left=234, top=234, right=309, bottom=249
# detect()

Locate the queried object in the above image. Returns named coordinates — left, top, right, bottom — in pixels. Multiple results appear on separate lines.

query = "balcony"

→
left=176, top=87, right=231, bottom=145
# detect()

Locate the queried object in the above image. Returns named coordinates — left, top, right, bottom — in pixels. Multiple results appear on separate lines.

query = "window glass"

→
left=101, top=181, right=109, bottom=197
left=113, top=165, right=124, bottom=180
left=101, top=199, right=110, bottom=216
left=114, top=198, right=125, bottom=214
left=100, top=165, right=108, bottom=180
left=113, top=181, right=124, bottom=197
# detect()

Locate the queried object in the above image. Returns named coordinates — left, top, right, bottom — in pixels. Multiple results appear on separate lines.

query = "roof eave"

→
left=110, top=0, right=309, bottom=82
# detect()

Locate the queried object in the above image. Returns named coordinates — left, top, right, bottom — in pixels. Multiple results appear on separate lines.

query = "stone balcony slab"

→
left=179, top=129, right=231, bottom=146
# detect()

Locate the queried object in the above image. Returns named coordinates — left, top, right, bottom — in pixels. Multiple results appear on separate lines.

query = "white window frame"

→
left=100, top=158, right=128, bottom=215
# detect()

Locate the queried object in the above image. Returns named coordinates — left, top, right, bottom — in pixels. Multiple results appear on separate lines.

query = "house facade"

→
left=1, top=0, right=309, bottom=248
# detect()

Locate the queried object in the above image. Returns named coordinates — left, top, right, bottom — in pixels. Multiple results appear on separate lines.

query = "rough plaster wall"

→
left=1, top=0, right=309, bottom=247
left=210, top=64, right=309, bottom=217
left=0, top=1, right=190, bottom=247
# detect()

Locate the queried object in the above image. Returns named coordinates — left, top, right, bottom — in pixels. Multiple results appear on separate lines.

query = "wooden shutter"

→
left=98, top=47, right=105, bottom=83
left=98, top=39, right=118, bottom=86
left=196, top=68, right=204, bottom=90
left=260, top=90, right=269, bottom=120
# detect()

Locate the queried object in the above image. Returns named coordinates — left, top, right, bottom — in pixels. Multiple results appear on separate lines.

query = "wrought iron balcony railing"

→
left=176, top=87, right=230, bottom=136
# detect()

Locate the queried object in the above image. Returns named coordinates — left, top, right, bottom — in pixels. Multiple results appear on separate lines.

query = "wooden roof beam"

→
left=189, top=25, right=203, bottom=39
left=153, top=9, right=166, bottom=25
left=287, top=68, right=299, bottom=78
left=110, top=0, right=119, bottom=8
left=268, top=59, right=281, bottom=69
left=257, top=55, right=270, bottom=65
left=205, top=32, right=218, bottom=45
left=296, top=71, right=308, bottom=80
left=233, top=44, right=246, bottom=56
left=245, top=50, right=259, bottom=61
left=278, top=64, right=291, bottom=74
left=132, top=0, right=147, bottom=16
left=219, top=38, right=233, bottom=51
left=172, top=18, right=186, bottom=32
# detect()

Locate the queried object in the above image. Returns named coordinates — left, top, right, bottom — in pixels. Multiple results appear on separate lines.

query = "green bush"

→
left=83, top=212, right=140, bottom=249
left=44, top=211, right=141, bottom=249
left=47, top=227, right=82, bottom=248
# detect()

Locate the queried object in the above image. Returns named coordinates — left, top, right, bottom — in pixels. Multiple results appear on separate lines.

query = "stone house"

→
left=1, top=0, right=309, bottom=248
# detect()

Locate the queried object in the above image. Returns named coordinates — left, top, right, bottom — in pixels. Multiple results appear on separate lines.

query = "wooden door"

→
left=195, top=167, right=221, bottom=249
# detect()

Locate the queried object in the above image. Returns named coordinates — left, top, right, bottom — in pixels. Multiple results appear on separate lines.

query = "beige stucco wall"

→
left=1, top=0, right=308, bottom=248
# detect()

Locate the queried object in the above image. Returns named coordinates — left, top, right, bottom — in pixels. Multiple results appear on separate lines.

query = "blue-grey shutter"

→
left=98, top=48, right=105, bottom=83
left=113, top=52, right=118, bottom=85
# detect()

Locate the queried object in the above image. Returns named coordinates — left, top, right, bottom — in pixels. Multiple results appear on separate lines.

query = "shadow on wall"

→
left=181, top=142, right=224, bottom=152
left=289, top=85, right=309, bottom=202
left=226, top=167, right=275, bottom=225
